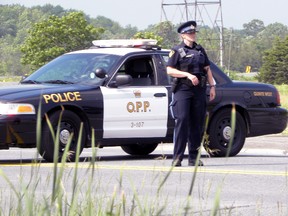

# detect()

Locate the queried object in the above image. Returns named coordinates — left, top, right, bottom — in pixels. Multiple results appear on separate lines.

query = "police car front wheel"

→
left=39, top=110, right=86, bottom=162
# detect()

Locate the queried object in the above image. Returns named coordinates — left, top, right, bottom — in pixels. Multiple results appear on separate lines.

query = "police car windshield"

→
left=24, top=53, right=120, bottom=84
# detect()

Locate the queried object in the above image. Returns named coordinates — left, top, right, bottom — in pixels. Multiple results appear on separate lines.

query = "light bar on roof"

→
left=92, top=39, right=158, bottom=48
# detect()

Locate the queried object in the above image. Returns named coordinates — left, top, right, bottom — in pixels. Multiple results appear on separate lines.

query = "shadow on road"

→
left=0, top=152, right=286, bottom=165
left=0, top=154, right=172, bottom=164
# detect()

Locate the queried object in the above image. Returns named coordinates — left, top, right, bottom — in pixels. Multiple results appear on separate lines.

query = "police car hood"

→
left=0, top=83, right=95, bottom=102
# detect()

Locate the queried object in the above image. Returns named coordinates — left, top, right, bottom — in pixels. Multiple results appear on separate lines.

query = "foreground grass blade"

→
left=226, top=104, right=236, bottom=157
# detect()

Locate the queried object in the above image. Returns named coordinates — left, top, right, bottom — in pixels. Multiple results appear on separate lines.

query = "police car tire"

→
left=121, top=143, right=158, bottom=156
left=207, top=108, right=246, bottom=157
left=39, top=110, right=86, bottom=162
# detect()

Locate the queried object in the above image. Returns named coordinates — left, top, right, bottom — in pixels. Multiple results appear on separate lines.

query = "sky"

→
left=1, top=0, right=288, bottom=30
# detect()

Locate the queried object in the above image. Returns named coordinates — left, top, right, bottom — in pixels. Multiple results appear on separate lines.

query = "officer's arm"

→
left=204, top=65, right=216, bottom=101
left=205, top=66, right=214, bottom=86
left=167, top=66, right=189, bottom=78
left=167, top=66, right=199, bottom=86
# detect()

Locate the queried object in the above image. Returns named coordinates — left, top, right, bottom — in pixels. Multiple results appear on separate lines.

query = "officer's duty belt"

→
left=179, top=75, right=207, bottom=88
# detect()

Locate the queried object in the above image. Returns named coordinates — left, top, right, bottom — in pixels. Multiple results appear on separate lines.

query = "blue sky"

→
left=2, top=0, right=288, bottom=30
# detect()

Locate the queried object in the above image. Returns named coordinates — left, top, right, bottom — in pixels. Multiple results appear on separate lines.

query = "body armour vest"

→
left=177, top=44, right=206, bottom=76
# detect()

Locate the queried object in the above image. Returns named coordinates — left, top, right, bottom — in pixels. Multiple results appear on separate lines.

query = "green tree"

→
left=0, top=5, right=24, bottom=37
left=89, top=16, right=138, bottom=39
left=259, top=22, right=288, bottom=40
left=258, top=36, right=288, bottom=84
left=0, top=5, right=57, bottom=76
left=243, top=19, right=265, bottom=37
left=20, top=12, right=104, bottom=71
left=197, top=26, right=223, bottom=64
left=32, top=4, right=68, bottom=16
left=146, top=21, right=178, bottom=49
left=0, top=35, right=30, bottom=76
left=132, top=31, right=163, bottom=46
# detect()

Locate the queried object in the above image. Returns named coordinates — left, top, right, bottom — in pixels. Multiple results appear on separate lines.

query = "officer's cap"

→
left=177, top=21, right=198, bottom=34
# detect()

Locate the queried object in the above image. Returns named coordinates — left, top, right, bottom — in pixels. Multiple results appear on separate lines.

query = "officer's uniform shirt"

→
left=167, top=41, right=210, bottom=99
left=167, top=41, right=210, bottom=79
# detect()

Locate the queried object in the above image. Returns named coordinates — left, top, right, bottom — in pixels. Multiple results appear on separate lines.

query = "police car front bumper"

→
left=0, top=115, right=37, bottom=148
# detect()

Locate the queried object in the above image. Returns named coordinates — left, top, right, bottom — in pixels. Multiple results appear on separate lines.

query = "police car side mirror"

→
left=117, top=74, right=132, bottom=85
left=95, top=68, right=108, bottom=79
left=110, top=74, right=132, bottom=87
left=20, top=74, right=28, bottom=82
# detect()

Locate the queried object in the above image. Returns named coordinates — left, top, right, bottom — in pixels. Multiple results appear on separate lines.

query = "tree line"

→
left=0, top=4, right=287, bottom=84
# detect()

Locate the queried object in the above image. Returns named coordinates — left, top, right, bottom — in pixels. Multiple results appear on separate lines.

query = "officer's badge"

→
left=169, top=50, right=175, bottom=58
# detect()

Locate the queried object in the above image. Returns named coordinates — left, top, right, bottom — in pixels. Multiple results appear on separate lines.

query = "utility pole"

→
left=161, top=0, right=224, bottom=67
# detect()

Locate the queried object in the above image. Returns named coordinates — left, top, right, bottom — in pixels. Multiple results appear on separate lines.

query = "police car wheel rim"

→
left=216, top=117, right=232, bottom=147
left=222, top=126, right=231, bottom=140
left=60, top=129, right=71, bottom=145
left=59, top=122, right=75, bottom=148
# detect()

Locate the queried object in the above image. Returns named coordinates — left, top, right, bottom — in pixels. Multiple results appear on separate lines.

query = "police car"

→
left=0, top=39, right=287, bottom=162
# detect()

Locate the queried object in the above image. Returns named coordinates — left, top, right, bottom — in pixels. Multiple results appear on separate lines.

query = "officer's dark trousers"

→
left=170, top=84, right=207, bottom=162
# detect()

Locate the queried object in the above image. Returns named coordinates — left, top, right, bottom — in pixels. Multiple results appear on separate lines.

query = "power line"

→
left=161, top=0, right=224, bottom=66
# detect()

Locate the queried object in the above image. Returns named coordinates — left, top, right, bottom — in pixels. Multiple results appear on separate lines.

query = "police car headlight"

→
left=0, top=103, right=36, bottom=115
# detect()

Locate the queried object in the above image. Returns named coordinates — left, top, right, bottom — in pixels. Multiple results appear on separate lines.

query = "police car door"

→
left=101, top=57, right=168, bottom=138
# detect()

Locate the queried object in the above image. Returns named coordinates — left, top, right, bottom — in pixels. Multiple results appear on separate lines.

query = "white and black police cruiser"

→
left=0, top=39, right=287, bottom=161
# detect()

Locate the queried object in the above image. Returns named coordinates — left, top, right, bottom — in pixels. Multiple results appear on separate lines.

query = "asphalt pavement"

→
left=244, top=135, right=287, bottom=150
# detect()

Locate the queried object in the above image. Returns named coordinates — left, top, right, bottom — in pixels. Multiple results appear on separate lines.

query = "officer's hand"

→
left=209, top=87, right=216, bottom=101
left=187, top=74, right=199, bottom=86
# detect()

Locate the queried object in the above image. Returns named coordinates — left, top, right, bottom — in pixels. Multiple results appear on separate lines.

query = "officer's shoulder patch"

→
left=169, top=50, right=175, bottom=58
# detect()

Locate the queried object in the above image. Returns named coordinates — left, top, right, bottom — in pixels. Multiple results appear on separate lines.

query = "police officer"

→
left=167, top=20, right=216, bottom=167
